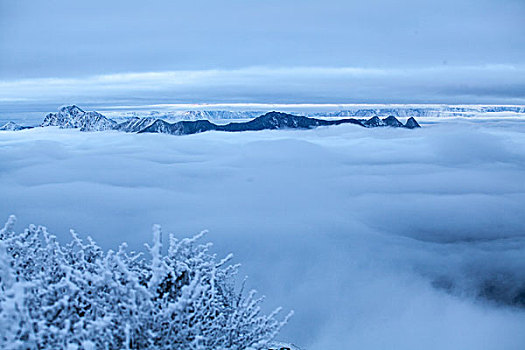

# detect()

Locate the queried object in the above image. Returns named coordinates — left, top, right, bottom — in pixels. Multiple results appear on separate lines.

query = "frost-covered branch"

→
left=0, top=217, right=291, bottom=349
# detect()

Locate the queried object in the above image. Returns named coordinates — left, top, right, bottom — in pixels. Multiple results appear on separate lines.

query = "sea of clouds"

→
left=1, top=117, right=525, bottom=349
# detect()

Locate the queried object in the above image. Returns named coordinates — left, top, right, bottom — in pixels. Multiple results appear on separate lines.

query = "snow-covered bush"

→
left=0, top=216, right=292, bottom=349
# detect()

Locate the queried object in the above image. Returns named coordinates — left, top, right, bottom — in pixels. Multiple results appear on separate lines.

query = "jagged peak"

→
left=259, top=111, right=290, bottom=118
left=59, top=105, right=84, bottom=113
left=42, top=105, right=116, bottom=131
left=364, top=116, right=386, bottom=127
left=0, top=121, right=24, bottom=131
left=383, top=115, right=404, bottom=127
left=405, top=117, right=421, bottom=129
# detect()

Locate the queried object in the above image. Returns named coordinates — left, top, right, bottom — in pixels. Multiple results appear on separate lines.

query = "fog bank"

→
left=1, top=119, right=524, bottom=349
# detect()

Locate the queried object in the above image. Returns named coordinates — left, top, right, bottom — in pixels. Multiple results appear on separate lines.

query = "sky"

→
left=0, top=0, right=524, bottom=108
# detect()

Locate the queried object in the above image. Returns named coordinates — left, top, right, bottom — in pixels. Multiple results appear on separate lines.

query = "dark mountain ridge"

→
left=139, top=111, right=420, bottom=135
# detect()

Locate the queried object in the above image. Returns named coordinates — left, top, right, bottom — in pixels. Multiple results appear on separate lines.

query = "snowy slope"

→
left=114, top=117, right=157, bottom=132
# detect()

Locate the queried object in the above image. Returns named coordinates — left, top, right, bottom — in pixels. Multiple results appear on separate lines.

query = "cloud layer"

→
left=0, top=65, right=524, bottom=109
left=1, top=118, right=525, bottom=349
left=1, top=0, right=523, bottom=108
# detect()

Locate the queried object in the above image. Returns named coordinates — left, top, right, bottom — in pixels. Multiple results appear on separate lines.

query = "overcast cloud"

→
left=0, top=65, right=524, bottom=109
left=0, top=0, right=524, bottom=108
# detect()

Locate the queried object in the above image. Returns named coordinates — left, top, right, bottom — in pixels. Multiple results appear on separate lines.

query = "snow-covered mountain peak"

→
left=42, top=106, right=117, bottom=131
left=59, top=105, right=84, bottom=114
left=0, top=121, right=25, bottom=131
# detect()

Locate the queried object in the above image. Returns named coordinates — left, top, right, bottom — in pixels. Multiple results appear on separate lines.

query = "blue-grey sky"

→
left=1, top=0, right=524, bottom=107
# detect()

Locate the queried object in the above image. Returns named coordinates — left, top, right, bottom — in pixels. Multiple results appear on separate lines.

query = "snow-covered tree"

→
left=0, top=216, right=292, bottom=349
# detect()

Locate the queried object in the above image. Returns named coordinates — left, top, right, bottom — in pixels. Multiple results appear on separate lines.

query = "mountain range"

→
left=101, top=105, right=525, bottom=123
left=1, top=105, right=420, bottom=135
left=308, top=105, right=525, bottom=119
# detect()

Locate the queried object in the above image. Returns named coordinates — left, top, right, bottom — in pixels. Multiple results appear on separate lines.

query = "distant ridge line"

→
left=1, top=105, right=421, bottom=134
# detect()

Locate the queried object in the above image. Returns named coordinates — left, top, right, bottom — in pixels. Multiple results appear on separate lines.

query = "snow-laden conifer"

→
left=0, top=217, right=292, bottom=349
